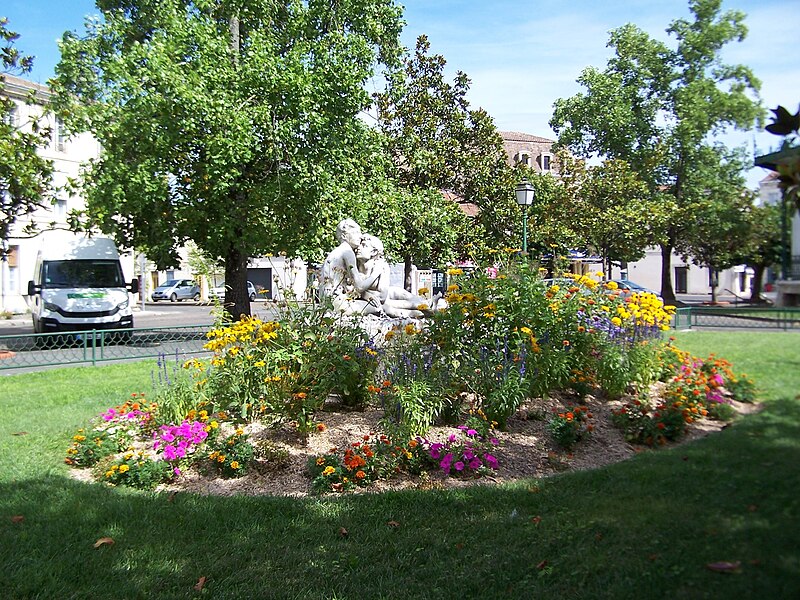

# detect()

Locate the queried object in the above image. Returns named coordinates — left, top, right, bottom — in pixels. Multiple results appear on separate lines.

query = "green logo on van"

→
left=67, top=292, right=107, bottom=299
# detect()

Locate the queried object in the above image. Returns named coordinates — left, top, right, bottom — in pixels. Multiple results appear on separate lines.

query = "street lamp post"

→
left=515, top=179, right=535, bottom=255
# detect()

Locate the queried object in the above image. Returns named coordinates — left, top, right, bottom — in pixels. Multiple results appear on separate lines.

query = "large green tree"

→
left=375, top=35, right=518, bottom=282
left=558, top=156, right=665, bottom=277
left=51, top=0, right=403, bottom=318
left=0, top=18, right=54, bottom=245
left=550, top=0, right=762, bottom=304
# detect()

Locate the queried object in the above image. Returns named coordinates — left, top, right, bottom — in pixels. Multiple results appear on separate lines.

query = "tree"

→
left=0, top=18, right=54, bottom=245
left=51, top=0, right=403, bottom=319
left=550, top=0, right=762, bottom=304
left=375, top=35, right=518, bottom=284
left=558, top=156, right=665, bottom=276
left=735, top=202, right=782, bottom=303
left=673, top=146, right=752, bottom=302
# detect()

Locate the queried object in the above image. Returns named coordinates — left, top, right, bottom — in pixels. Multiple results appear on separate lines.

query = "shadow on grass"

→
left=1, top=400, right=799, bottom=599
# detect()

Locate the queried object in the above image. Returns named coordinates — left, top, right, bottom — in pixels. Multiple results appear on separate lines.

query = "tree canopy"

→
left=550, top=0, right=763, bottom=303
left=51, top=0, right=404, bottom=318
left=375, top=35, right=518, bottom=278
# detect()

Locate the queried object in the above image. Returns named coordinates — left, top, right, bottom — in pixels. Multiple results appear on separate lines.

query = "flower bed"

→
left=64, top=264, right=757, bottom=495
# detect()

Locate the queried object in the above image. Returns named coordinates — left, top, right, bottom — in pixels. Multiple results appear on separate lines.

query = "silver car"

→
left=151, top=279, right=200, bottom=302
left=210, top=280, right=257, bottom=302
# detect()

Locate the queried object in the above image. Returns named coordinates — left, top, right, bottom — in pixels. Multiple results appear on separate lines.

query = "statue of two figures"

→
left=319, top=218, right=441, bottom=318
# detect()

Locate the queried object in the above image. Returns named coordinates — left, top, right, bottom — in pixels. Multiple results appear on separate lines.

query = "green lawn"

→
left=1, top=332, right=798, bottom=599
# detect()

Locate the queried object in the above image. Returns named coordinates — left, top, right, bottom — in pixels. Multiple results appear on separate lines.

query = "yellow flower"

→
left=316, top=457, right=326, bottom=465
left=118, top=464, right=130, bottom=473
left=418, top=287, right=429, bottom=295
left=323, top=466, right=335, bottom=476
left=446, top=268, right=464, bottom=276
left=611, top=316, right=622, bottom=327
left=210, top=420, right=219, bottom=429
left=230, top=461, right=240, bottom=470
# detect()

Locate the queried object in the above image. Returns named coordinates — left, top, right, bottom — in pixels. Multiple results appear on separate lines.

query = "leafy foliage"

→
left=51, top=0, right=404, bottom=318
left=550, top=0, right=763, bottom=303
left=0, top=18, right=54, bottom=243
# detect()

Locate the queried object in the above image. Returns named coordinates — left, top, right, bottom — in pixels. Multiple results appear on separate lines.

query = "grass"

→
left=1, top=332, right=799, bottom=598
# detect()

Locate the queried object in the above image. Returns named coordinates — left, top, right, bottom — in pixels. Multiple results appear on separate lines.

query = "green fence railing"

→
left=673, top=307, right=800, bottom=331
left=0, top=325, right=212, bottom=371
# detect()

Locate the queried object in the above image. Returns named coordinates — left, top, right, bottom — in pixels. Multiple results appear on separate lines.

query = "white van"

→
left=27, top=237, right=139, bottom=335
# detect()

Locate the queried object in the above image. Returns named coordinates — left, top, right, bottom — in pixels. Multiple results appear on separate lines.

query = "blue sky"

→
left=4, top=0, right=798, bottom=186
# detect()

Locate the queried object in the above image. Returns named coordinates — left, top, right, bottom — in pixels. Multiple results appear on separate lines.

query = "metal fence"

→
left=0, top=325, right=212, bottom=372
left=673, top=307, right=800, bottom=330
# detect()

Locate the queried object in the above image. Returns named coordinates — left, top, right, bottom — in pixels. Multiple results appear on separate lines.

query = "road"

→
left=0, top=300, right=279, bottom=336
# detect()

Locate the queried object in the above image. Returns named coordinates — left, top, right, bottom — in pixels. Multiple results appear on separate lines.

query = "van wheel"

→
left=250, top=293, right=256, bottom=301
left=170, top=293, right=177, bottom=302
left=193, top=292, right=200, bottom=302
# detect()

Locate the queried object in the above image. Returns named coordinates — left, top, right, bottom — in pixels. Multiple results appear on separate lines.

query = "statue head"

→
left=335, top=218, right=362, bottom=248
left=357, top=234, right=384, bottom=261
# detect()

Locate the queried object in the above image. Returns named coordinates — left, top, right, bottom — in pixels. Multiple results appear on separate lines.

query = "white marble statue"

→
left=320, top=219, right=441, bottom=317
left=319, top=218, right=382, bottom=315
left=357, top=234, right=441, bottom=318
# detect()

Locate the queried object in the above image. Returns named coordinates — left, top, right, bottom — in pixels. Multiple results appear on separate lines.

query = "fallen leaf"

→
left=11, top=515, right=24, bottom=523
left=93, top=537, right=114, bottom=548
left=386, top=520, right=400, bottom=528
left=681, top=456, right=689, bottom=461
left=706, top=561, right=741, bottom=574
left=747, top=504, right=758, bottom=512
left=338, top=527, right=348, bottom=538
left=531, top=516, right=542, bottom=525
left=748, top=559, right=762, bottom=567
left=455, top=543, right=464, bottom=550
left=595, top=533, right=603, bottom=541
left=11, top=431, right=28, bottom=436
left=536, top=560, right=548, bottom=570
left=193, top=576, right=207, bottom=591
left=648, top=554, right=659, bottom=561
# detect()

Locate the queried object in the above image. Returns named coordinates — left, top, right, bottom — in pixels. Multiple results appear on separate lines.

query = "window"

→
left=4, top=104, right=19, bottom=127
left=55, top=198, right=67, bottom=218
left=6, top=246, right=19, bottom=294
left=541, top=154, right=552, bottom=171
left=53, top=117, right=66, bottom=152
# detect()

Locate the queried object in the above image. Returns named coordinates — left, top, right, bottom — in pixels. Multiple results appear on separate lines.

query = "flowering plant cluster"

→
left=98, top=448, right=171, bottom=490
left=611, top=397, right=701, bottom=446
left=201, top=311, right=380, bottom=430
left=207, top=428, right=254, bottom=478
left=612, top=351, right=753, bottom=445
left=65, top=394, right=156, bottom=467
left=308, top=434, right=383, bottom=493
left=547, top=405, right=594, bottom=449
left=153, top=419, right=211, bottom=475
left=414, top=427, right=500, bottom=476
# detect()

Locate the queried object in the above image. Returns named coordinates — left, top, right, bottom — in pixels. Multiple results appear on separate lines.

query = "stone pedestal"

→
left=775, top=280, right=800, bottom=307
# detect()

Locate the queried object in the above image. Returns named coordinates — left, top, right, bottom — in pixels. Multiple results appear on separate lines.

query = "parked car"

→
left=612, top=279, right=661, bottom=298
left=209, top=281, right=257, bottom=302
left=151, top=279, right=200, bottom=302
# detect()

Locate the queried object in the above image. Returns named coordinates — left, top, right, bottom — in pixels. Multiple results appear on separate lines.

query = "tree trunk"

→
left=224, top=242, right=250, bottom=321
left=749, top=264, right=766, bottom=303
left=659, top=242, right=677, bottom=305
left=404, top=254, right=413, bottom=292
left=709, top=270, right=718, bottom=304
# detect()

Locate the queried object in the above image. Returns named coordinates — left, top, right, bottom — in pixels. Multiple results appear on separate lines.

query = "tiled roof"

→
left=499, top=131, right=556, bottom=144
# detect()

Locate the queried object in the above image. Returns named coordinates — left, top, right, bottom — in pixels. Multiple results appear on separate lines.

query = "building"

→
left=0, top=75, right=134, bottom=314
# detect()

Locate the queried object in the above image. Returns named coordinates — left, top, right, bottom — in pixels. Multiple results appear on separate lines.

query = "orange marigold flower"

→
left=316, top=423, right=327, bottom=432
left=355, top=470, right=366, bottom=479
left=563, top=340, right=570, bottom=347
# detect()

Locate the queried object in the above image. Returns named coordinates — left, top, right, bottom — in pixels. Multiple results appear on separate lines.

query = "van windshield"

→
left=42, top=260, right=125, bottom=288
